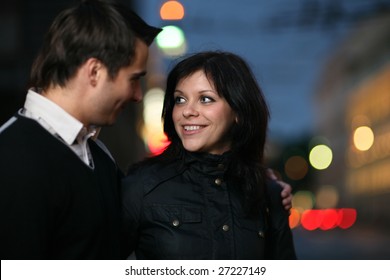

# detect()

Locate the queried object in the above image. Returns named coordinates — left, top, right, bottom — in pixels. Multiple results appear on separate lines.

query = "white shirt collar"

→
left=23, top=89, right=94, bottom=145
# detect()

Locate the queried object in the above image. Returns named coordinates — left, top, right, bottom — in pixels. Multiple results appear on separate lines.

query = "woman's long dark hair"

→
left=160, top=51, right=270, bottom=216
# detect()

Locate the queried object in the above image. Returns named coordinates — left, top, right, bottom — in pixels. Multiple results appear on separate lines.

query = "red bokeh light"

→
left=320, top=209, right=339, bottom=230
left=299, top=208, right=357, bottom=230
left=301, top=209, right=323, bottom=230
left=337, top=208, right=357, bottom=229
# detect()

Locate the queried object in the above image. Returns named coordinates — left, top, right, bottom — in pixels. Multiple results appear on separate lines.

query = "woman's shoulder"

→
left=126, top=157, right=163, bottom=175
left=123, top=156, right=184, bottom=193
left=127, top=154, right=182, bottom=175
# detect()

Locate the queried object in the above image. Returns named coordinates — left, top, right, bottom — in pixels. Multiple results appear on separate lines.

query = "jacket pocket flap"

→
left=150, top=204, right=202, bottom=223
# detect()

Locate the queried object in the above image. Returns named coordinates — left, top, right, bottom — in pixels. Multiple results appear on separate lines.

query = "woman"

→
left=122, top=51, right=296, bottom=259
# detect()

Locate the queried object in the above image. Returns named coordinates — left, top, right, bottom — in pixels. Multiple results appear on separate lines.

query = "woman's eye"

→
left=200, top=96, right=214, bottom=103
left=174, top=96, right=186, bottom=104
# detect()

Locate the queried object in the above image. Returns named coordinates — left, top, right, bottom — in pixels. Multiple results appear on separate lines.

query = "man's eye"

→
left=130, top=76, right=140, bottom=81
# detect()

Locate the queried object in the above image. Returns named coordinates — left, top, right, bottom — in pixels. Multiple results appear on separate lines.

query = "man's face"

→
left=88, top=39, right=149, bottom=126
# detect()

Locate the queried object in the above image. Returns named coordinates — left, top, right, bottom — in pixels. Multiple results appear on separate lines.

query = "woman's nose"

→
left=182, top=103, right=199, bottom=118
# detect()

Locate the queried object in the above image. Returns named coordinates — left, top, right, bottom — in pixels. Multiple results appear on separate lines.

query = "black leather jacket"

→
left=121, top=152, right=296, bottom=259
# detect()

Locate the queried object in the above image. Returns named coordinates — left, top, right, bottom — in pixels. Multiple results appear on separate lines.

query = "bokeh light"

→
left=299, top=208, right=357, bottom=230
left=309, top=144, right=333, bottom=170
left=353, top=125, right=374, bottom=151
left=156, top=25, right=187, bottom=56
left=289, top=208, right=301, bottom=229
left=292, top=190, right=315, bottom=210
left=160, top=1, right=185, bottom=20
left=142, top=88, right=170, bottom=155
left=319, top=209, right=339, bottom=230
left=284, top=155, right=309, bottom=180
left=315, top=185, right=339, bottom=209
left=301, top=209, right=323, bottom=231
left=337, top=208, right=357, bottom=229
left=143, top=88, right=164, bottom=128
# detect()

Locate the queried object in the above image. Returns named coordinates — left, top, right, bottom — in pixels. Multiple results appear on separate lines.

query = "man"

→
left=0, top=0, right=161, bottom=259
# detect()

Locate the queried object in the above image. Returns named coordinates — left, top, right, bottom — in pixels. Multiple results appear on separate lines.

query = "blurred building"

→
left=314, top=11, right=390, bottom=228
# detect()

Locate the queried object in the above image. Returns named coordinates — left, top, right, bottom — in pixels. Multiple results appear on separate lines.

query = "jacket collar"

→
left=183, top=151, right=230, bottom=176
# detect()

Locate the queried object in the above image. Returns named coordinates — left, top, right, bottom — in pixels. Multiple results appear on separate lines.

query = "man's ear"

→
left=85, top=58, right=104, bottom=87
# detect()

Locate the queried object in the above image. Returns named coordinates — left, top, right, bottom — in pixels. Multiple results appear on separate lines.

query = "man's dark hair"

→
left=30, top=0, right=162, bottom=90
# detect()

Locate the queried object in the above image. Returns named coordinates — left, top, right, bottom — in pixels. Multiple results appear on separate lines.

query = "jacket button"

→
left=258, top=230, right=265, bottom=238
left=214, top=178, right=223, bottom=186
left=217, top=163, right=224, bottom=170
left=222, top=224, right=229, bottom=231
left=172, top=219, right=180, bottom=227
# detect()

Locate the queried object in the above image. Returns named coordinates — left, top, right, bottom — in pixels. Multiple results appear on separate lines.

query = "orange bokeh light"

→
left=289, top=208, right=301, bottom=229
left=160, top=1, right=184, bottom=20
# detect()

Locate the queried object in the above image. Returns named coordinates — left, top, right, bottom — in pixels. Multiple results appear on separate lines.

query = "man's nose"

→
left=131, top=83, right=143, bottom=103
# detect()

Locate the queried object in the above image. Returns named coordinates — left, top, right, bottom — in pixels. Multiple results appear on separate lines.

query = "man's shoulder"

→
left=0, top=115, right=18, bottom=135
left=0, top=114, right=39, bottom=146
left=1, top=113, right=46, bottom=138
left=0, top=114, right=70, bottom=163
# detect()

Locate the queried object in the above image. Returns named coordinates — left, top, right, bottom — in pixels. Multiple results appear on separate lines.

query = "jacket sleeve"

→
left=121, top=167, right=144, bottom=259
left=265, top=180, right=297, bottom=259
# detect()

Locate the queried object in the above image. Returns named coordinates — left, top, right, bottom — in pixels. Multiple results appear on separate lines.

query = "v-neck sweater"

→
left=0, top=115, right=122, bottom=259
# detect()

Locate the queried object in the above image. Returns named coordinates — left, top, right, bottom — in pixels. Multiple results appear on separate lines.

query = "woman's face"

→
left=172, top=70, right=236, bottom=155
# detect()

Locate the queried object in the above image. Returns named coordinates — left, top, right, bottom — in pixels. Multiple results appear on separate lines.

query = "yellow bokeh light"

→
left=353, top=126, right=374, bottom=151
left=143, top=88, right=164, bottom=129
left=309, top=144, right=333, bottom=170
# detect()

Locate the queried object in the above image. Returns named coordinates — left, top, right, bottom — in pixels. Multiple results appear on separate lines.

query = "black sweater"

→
left=0, top=114, right=122, bottom=259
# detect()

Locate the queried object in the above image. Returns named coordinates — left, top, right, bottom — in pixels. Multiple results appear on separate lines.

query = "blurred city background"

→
left=1, top=0, right=389, bottom=259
